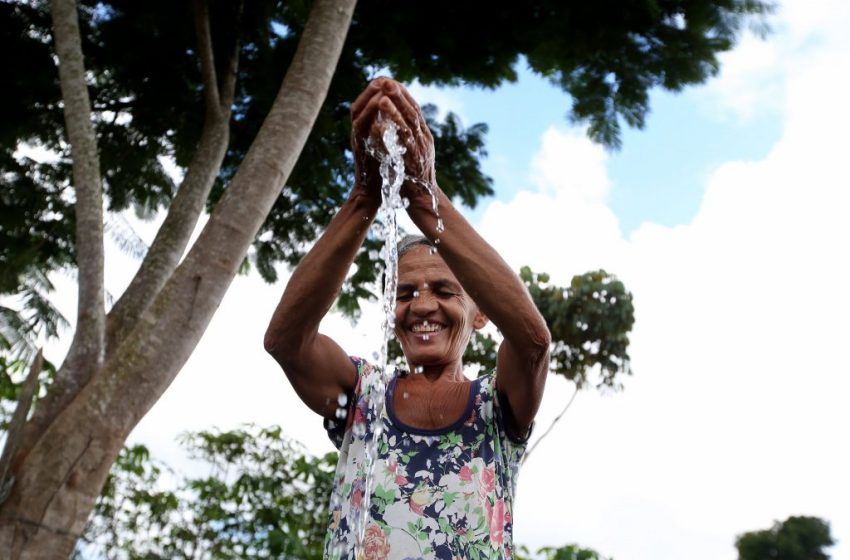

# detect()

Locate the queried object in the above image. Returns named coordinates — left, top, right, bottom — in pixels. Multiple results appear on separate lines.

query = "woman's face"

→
left=394, top=245, right=487, bottom=368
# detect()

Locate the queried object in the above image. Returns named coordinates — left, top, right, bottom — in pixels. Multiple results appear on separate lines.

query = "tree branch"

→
left=9, top=0, right=106, bottom=481
left=218, top=0, right=244, bottom=112
left=48, top=0, right=106, bottom=394
left=9, top=8, right=357, bottom=536
left=105, top=115, right=230, bottom=351
left=192, top=0, right=221, bottom=113
left=0, top=349, right=43, bottom=504
left=522, top=384, right=579, bottom=465
left=100, top=0, right=358, bottom=427
left=105, top=3, right=245, bottom=351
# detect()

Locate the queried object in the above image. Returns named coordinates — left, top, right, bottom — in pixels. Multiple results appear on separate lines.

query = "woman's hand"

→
left=350, top=78, right=437, bottom=203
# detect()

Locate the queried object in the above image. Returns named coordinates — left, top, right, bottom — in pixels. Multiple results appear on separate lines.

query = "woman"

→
left=264, top=78, right=550, bottom=559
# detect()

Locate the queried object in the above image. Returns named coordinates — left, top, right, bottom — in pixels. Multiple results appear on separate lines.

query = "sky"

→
left=40, top=0, right=850, bottom=558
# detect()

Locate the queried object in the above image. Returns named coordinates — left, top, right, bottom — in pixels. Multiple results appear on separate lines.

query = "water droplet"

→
left=423, top=320, right=429, bottom=327
left=434, top=238, right=441, bottom=245
left=413, top=290, right=420, bottom=298
left=402, top=197, right=410, bottom=208
left=403, top=391, right=409, bottom=399
left=436, top=218, right=445, bottom=233
left=414, top=365, right=424, bottom=374
left=429, top=247, right=438, bottom=255
left=369, top=250, right=379, bottom=260
left=337, top=393, right=348, bottom=406
left=335, top=407, right=347, bottom=419
left=422, top=334, right=430, bottom=341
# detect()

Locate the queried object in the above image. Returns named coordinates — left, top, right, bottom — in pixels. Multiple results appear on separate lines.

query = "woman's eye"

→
left=396, top=293, right=413, bottom=301
left=436, top=291, right=455, bottom=298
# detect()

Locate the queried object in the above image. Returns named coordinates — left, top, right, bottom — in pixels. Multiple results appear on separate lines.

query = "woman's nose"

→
left=410, top=290, right=438, bottom=314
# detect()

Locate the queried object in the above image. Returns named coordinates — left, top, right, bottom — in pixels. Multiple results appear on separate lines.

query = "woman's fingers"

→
left=377, top=96, right=413, bottom=139
left=351, top=78, right=387, bottom=119
left=396, top=85, right=430, bottom=136
left=352, top=79, right=435, bottom=188
left=352, top=93, right=384, bottom=142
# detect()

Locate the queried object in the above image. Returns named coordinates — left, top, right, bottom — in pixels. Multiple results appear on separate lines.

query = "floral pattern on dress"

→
left=323, top=358, right=529, bottom=559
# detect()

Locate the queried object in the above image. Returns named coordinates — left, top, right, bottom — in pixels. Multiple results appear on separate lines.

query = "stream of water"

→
left=331, top=113, right=442, bottom=557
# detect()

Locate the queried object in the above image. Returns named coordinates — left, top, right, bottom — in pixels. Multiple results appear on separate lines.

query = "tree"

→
left=0, top=0, right=770, bottom=556
left=736, top=516, right=835, bottom=560
left=74, top=426, right=335, bottom=560
left=516, top=543, right=612, bottom=560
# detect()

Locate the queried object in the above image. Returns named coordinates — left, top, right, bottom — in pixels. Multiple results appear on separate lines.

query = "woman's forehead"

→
left=398, top=247, right=460, bottom=286
left=398, top=246, right=454, bottom=278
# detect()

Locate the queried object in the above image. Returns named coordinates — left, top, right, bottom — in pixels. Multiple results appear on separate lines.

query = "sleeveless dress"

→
left=323, top=357, right=529, bottom=560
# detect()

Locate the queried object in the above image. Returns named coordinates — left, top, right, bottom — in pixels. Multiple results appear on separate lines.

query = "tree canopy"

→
left=736, top=516, right=835, bottom=560
left=1, top=0, right=772, bottom=305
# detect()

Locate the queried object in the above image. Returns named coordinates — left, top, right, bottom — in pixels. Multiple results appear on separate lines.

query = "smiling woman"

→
left=263, top=78, right=550, bottom=559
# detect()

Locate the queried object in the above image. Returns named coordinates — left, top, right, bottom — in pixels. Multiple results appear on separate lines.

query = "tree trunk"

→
left=0, top=0, right=357, bottom=557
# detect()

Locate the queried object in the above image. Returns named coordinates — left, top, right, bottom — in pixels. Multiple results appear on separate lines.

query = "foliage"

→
left=0, top=270, right=68, bottom=350
left=0, top=266, right=64, bottom=424
left=516, top=543, right=612, bottom=560
left=0, top=355, right=56, bottom=431
left=735, top=516, right=834, bottom=560
left=76, top=425, right=337, bottom=560
left=0, top=0, right=771, bottom=307
left=522, top=267, right=635, bottom=390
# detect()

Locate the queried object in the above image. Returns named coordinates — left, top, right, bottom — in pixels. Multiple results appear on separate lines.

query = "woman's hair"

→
left=397, top=234, right=435, bottom=259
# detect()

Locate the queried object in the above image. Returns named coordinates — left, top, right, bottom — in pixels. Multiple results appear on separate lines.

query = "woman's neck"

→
left=408, top=360, right=466, bottom=383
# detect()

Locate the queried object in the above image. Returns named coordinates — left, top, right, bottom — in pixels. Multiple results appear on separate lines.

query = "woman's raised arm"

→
left=378, top=81, right=551, bottom=435
left=263, top=79, right=394, bottom=418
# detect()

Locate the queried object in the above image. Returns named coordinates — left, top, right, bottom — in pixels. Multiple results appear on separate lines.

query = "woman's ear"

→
left=473, top=310, right=489, bottom=330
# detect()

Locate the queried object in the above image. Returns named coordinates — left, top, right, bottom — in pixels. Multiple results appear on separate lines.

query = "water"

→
left=338, top=112, right=444, bottom=557
left=352, top=117, right=408, bottom=551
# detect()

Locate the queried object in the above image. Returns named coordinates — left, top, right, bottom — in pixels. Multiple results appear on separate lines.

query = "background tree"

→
left=735, top=516, right=835, bottom=560
left=0, top=0, right=771, bottom=556
left=519, top=543, right=612, bottom=560
left=74, top=426, right=335, bottom=560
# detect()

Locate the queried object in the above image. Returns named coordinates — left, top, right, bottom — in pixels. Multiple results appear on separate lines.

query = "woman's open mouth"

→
left=410, top=320, right=445, bottom=339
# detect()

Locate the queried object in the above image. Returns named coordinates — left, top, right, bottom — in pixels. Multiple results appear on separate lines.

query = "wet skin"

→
left=392, top=245, right=489, bottom=429
left=265, top=77, right=549, bottom=436
left=395, top=245, right=487, bottom=380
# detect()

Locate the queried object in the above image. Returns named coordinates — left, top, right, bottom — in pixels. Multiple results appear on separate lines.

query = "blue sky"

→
left=43, top=1, right=848, bottom=559
left=411, top=63, right=784, bottom=235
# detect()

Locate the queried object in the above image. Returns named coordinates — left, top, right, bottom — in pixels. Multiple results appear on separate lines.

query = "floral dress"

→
left=323, top=357, right=529, bottom=560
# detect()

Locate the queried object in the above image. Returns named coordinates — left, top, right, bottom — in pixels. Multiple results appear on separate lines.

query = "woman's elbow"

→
left=527, top=310, right=551, bottom=351
left=530, top=323, right=551, bottom=363
left=263, top=322, right=298, bottom=362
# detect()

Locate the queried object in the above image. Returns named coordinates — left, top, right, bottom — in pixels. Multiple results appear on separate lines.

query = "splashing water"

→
left=347, top=116, right=407, bottom=552
left=332, top=113, right=444, bottom=558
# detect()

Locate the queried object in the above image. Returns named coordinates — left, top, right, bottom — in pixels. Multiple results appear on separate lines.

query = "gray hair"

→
left=397, top=234, right=435, bottom=259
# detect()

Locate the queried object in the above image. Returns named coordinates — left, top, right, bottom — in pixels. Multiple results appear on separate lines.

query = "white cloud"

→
left=699, top=0, right=850, bottom=123
left=406, top=80, right=468, bottom=124
left=700, top=31, right=784, bottom=121
left=475, top=11, right=850, bottom=558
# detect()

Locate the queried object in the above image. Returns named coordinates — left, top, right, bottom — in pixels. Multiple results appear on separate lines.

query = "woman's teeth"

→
left=411, top=322, right=443, bottom=333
